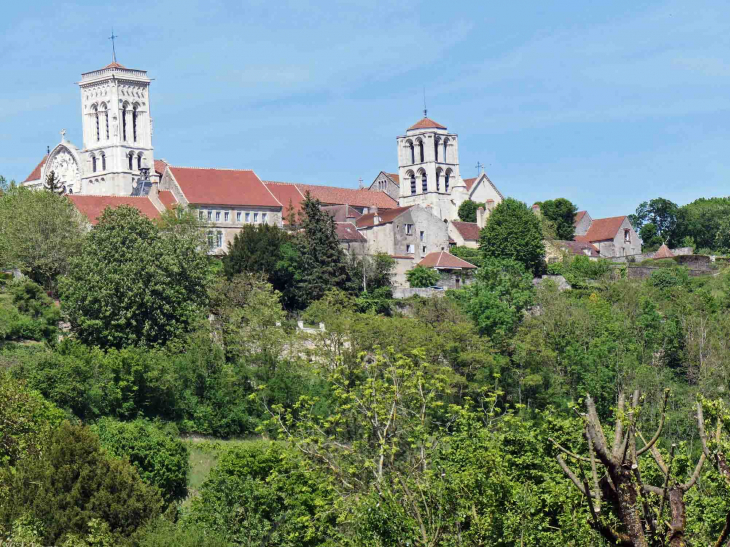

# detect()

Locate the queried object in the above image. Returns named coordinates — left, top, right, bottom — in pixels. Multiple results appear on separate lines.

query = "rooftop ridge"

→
left=170, top=166, right=255, bottom=172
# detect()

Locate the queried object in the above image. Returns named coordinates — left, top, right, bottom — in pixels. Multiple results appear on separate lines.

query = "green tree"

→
left=0, top=187, right=85, bottom=292
left=540, top=198, right=578, bottom=240
left=457, top=199, right=484, bottom=222
left=639, top=222, right=664, bottom=251
left=629, top=197, right=679, bottom=242
left=450, top=245, right=484, bottom=268
left=406, top=265, right=440, bottom=288
left=222, top=223, right=293, bottom=293
left=0, top=422, right=162, bottom=545
left=295, top=193, right=349, bottom=306
left=60, top=206, right=209, bottom=348
left=479, top=197, right=545, bottom=275
left=92, top=418, right=190, bottom=504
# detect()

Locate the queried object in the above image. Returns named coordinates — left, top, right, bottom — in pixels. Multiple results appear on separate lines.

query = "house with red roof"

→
left=417, top=251, right=477, bottom=289
left=573, top=211, right=642, bottom=257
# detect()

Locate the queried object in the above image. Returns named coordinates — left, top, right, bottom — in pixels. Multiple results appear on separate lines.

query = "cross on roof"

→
left=109, top=29, right=118, bottom=63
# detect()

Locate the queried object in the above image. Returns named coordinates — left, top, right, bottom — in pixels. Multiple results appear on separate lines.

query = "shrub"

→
left=647, top=266, right=690, bottom=290
left=92, top=418, right=190, bottom=504
left=407, top=265, right=440, bottom=288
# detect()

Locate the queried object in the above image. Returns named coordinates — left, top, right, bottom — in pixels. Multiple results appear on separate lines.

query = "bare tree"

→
left=553, top=389, right=730, bottom=547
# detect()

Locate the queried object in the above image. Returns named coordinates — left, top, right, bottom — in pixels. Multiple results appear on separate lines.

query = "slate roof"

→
left=169, top=167, right=279, bottom=207
left=418, top=251, right=477, bottom=269
left=68, top=195, right=161, bottom=225
left=654, top=244, right=675, bottom=259
left=555, top=240, right=600, bottom=257
left=356, top=206, right=413, bottom=228
left=408, top=117, right=447, bottom=130
left=574, top=216, right=628, bottom=243
left=157, top=190, right=178, bottom=209
left=24, top=156, right=47, bottom=182
left=335, top=222, right=366, bottom=242
left=451, top=221, right=480, bottom=241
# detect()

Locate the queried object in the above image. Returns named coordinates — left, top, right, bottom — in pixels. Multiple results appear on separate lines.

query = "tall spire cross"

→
left=475, top=161, right=484, bottom=174
left=423, top=86, right=427, bottom=118
left=109, top=29, right=118, bottom=63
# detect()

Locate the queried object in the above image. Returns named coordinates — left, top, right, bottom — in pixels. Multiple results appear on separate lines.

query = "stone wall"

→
left=392, top=287, right=446, bottom=299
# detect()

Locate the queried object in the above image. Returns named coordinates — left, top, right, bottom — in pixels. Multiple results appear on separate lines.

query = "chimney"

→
left=372, top=205, right=379, bottom=224
left=476, top=206, right=486, bottom=229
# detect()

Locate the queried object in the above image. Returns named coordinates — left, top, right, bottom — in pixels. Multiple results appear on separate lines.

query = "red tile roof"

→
left=154, top=159, right=169, bottom=177
left=574, top=216, right=628, bottom=243
left=451, top=221, right=480, bottom=241
left=408, top=117, right=447, bottom=130
left=386, top=173, right=400, bottom=185
left=157, top=190, right=178, bottom=209
left=356, top=206, right=413, bottom=228
left=335, top=222, right=366, bottom=242
left=170, top=167, right=279, bottom=207
left=654, top=244, right=675, bottom=259
left=24, top=155, right=47, bottom=182
left=68, top=195, right=161, bottom=225
left=104, top=62, right=127, bottom=69
left=263, top=181, right=306, bottom=224
left=266, top=181, right=397, bottom=210
left=463, top=177, right=477, bottom=191
left=418, top=251, right=476, bottom=269
left=574, top=210, right=587, bottom=225
left=390, top=255, right=414, bottom=259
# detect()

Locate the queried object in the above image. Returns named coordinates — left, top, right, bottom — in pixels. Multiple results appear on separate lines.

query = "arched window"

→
left=445, top=169, right=451, bottom=192
left=417, top=139, right=424, bottom=163
left=101, top=103, right=109, bottom=140
left=408, top=141, right=415, bottom=164
left=434, top=138, right=440, bottom=162
left=443, top=139, right=449, bottom=163
left=137, top=153, right=143, bottom=171
left=421, top=171, right=427, bottom=193
left=128, top=152, right=133, bottom=170
left=93, top=105, right=99, bottom=142
left=91, top=154, right=97, bottom=173
left=133, top=105, right=138, bottom=142
left=409, top=171, right=416, bottom=195
left=122, top=104, right=128, bottom=141
left=436, top=169, right=441, bottom=192
left=101, top=153, right=106, bottom=171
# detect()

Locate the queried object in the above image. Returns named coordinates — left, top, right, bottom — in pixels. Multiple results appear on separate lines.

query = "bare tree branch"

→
left=557, top=455, right=590, bottom=497
left=637, top=388, right=670, bottom=457
left=549, top=437, right=590, bottom=463
left=637, top=429, right=668, bottom=475
left=612, top=392, right=626, bottom=458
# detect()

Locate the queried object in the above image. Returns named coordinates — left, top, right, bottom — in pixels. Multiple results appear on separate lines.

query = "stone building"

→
left=368, top=171, right=400, bottom=202
left=417, top=251, right=477, bottom=289
left=573, top=211, right=642, bottom=257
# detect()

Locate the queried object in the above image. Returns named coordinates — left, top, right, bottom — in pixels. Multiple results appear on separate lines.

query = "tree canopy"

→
left=539, top=197, right=578, bottom=240
left=457, top=199, right=484, bottom=222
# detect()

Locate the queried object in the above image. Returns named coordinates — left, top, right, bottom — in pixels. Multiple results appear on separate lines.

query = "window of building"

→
left=101, top=153, right=106, bottom=171
left=262, top=213, right=268, bottom=223
left=422, top=172, right=427, bottom=193
left=420, top=230, right=424, bottom=241
left=207, top=211, right=212, bottom=221
left=410, top=173, right=416, bottom=195
left=445, top=171, right=450, bottom=192
left=254, top=212, right=259, bottom=223
left=409, top=142, right=415, bottom=164
left=128, top=153, right=133, bottom=170
left=419, top=141, right=424, bottom=163
left=137, top=154, right=142, bottom=171
left=91, top=155, right=97, bottom=173
left=624, top=229, right=630, bottom=243
left=104, top=108, right=109, bottom=140
left=216, top=231, right=223, bottom=248
left=434, top=139, right=439, bottom=162
left=406, top=244, right=415, bottom=254
left=236, top=212, right=242, bottom=222
left=245, top=212, right=251, bottom=223
left=199, top=210, right=204, bottom=221
left=133, top=105, right=138, bottom=142
left=215, top=211, right=221, bottom=221
left=224, top=212, right=229, bottom=222
left=422, top=245, right=426, bottom=254
left=207, top=230, right=215, bottom=249
left=122, top=105, right=127, bottom=141
left=405, top=224, right=413, bottom=235
left=94, top=106, right=100, bottom=142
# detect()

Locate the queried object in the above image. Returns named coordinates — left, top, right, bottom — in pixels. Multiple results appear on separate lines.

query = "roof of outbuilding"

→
left=169, top=167, right=279, bottom=207
left=408, top=117, right=447, bottom=130
left=335, top=222, right=366, bottom=242
left=574, top=216, right=629, bottom=243
left=654, top=244, right=675, bottom=259
left=68, top=195, right=161, bottom=225
left=24, top=156, right=47, bottom=182
left=555, top=240, right=600, bottom=257
left=451, top=221, right=480, bottom=241
left=418, top=251, right=477, bottom=269
left=356, top=205, right=413, bottom=228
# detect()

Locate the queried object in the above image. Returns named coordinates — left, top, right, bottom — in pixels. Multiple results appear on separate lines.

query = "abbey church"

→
left=22, top=58, right=503, bottom=285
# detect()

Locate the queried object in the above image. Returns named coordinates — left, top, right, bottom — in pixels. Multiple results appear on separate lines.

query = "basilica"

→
left=22, top=58, right=504, bottom=285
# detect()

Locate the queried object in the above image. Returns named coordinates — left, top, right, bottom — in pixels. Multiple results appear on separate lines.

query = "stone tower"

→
left=397, top=116, right=463, bottom=220
left=77, top=61, right=155, bottom=195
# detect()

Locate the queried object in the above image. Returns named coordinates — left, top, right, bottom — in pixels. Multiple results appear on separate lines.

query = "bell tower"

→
left=397, top=115, right=463, bottom=219
left=77, top=58, right=155, bottom=195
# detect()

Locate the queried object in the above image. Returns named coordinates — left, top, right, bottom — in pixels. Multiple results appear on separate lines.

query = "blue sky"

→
left=2, top=0, right=729, bottom=218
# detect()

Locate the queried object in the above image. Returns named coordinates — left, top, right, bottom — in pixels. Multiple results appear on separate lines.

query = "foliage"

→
left=457, top=199, right=484, bottom=222
left=629, top=197, right=679, bottom=240
left=673, top=196, right=730, bottom=250
left=346, top=252, right=395, bottom=294
left=60, top=206, right=209, bottom=348
left=559, top=255, right=612, bottom=288
left=0, top=421, right=162, bottom=545
left=0, top=280, right=61, bottom=344
left=647, top=265, right=690, bottom=291
left=480, top=197, right=545, bottom=275
left=450, top=245, right=484, bottom=268
left=0, top=187, right=85, bottom=291
left=639, top=222, right=663, bottom=251
left=92, top=418, right=190, bottom=504
left=406, top=264, right=441, bottom=287
left=539, top=198, right=578, bottom=240
left=185, top=441, right=336, bottom=546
